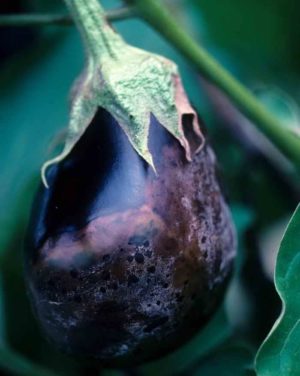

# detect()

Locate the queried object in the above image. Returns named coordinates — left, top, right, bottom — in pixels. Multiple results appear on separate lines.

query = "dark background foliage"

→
left=0, top=0, right=299, bottom=375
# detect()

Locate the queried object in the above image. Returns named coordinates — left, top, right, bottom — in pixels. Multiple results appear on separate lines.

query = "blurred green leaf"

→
left=0, top=28, right=84, bottom=375
left=256, top=204, right=300, bottom=376
left=186, top=340, right=254, bottom=376
left=0, top=346, right=59, bottom=376
left=188, top=0, right=300, bottom=79
left=231, top=204, right=255, bottom=271
left=255, top=87, right=300, bottom=132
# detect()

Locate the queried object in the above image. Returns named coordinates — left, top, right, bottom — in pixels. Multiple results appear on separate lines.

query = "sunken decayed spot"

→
left=24, top=107, right=236, bottom=366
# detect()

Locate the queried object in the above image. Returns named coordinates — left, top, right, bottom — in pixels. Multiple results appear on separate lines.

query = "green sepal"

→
left=42, top=0, right=204, bottom=186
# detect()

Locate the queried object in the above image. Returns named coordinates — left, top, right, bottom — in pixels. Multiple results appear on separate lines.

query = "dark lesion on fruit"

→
left=25, top=107, right=236, bottom=366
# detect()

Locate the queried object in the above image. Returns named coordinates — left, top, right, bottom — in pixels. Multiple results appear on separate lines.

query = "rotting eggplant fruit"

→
left=25, top=0, right=236, bottom=365
left=25, top=107, right=236, bottom=366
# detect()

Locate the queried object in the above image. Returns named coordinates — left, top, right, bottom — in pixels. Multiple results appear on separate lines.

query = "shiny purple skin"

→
left=24, top=108, right=236, bottom=366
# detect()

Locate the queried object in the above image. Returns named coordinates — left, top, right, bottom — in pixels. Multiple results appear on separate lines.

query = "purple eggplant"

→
left=25, top=107, right=235, bottom=366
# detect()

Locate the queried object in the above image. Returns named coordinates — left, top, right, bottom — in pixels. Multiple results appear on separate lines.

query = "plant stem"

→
left=126, top=0, right=300, bottom=167
left=63, top=0, right=124, bottom=60
left=7, top=1, right=299, bottom=167
left=0, top=7, right=135, bottom=27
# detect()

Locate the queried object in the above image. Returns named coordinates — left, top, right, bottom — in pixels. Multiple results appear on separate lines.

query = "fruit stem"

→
left=63, top=0, right=123, bottom=60
left=125, top=0, right=300, bottom=168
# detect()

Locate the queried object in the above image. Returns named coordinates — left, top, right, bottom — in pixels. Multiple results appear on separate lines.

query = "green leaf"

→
left=255, top=204, right=300, bottom=376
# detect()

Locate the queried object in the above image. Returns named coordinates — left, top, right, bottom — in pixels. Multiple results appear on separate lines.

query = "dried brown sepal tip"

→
left=173, top=75, right=204, bottom=160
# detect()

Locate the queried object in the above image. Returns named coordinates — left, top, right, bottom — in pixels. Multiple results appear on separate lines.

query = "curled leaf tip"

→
left=41, top=163, right=50, bottom=189
left=173, top=74, right=205, bottom=160
left=41, top=148, right=73, bottom=189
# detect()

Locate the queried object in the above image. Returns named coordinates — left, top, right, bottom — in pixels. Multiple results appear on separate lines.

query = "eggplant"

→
left=25, top=107, right=235, bottom=366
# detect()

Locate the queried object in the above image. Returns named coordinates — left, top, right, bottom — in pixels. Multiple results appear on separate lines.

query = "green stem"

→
left=126, top=0, right=300, bottom=167
left=63, top=0, right=126, bottom=59
left=0, top=7, right=135, bottom=27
